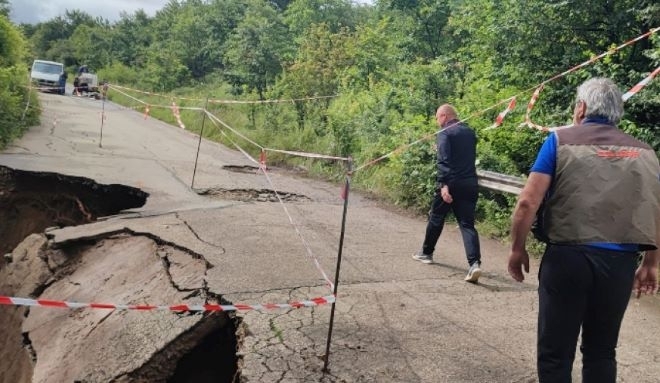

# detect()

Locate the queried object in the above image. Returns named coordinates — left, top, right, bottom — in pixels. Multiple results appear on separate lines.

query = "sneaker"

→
left=465, top=262, right=482, bottom=283
left=412, top=251, right=433, bottom=264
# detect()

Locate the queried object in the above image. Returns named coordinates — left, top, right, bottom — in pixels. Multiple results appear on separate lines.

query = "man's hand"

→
left=633, top=263, right=658, bottom=298
left=440, top=185, right=453, bottom=203
left=508, top=249, right=530, bottom=282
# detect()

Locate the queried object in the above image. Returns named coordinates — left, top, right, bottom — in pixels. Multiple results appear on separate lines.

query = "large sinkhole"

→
left=169, top=317, right=242, bottom=383
left=0, top=165, right=148, bottom=258
left=0, top=166, right=245, bottom=382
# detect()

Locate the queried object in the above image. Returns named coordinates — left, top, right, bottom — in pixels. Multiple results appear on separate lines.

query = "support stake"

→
left=191, top=98, right=209, bottom=188
left=323, top=157, right=353, bottom=372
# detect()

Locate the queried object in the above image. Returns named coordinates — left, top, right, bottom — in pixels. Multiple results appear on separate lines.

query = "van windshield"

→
left=33, top=62, right=63, bottom=74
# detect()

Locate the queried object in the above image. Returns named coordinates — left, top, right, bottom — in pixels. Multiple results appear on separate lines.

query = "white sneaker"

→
left=465, top=262, right=482, bottom=283
left=412, top=251, right=433, bottom=264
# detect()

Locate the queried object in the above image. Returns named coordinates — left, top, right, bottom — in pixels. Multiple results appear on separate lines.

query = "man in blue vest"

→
left=508, top=77, right=660, bottom=383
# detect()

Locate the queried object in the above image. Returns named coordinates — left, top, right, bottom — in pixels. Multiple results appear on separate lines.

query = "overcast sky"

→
left=8, top=0, right=170, bottom=24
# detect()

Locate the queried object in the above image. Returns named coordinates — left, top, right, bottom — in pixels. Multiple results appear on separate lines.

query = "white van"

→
left=30, top=60, right=67, bottom=95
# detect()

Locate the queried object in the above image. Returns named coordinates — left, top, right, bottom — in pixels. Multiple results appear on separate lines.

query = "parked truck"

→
left=73, top=65, right=99, bottom=95
left=30, top=60, right=67, bottom=95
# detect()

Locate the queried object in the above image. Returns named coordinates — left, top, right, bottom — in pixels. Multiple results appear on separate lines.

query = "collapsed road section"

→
left=0, top=165, right=148, bottom=259
left=0, top=166, right=243, bottom=382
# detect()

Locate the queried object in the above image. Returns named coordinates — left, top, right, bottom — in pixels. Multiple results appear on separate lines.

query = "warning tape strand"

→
left=0, top=294, right=335, bottom=312
left=486, top=97, right=517, bottom=130
left=203, top=116, right=337, bottom=292
left=171, top=100, right=186, bottom=129
left=622, top=66, right=660, bottom=101
left=263, top=148, right=350, bottom=162
left=257, top=161, right=336, bottom=292
left=356, top=28, right=659, bottom=170
left=109, top=83, right=337, bottom=104
left=108, top=85, right=202, bottom=111
left=521, top=66, right=660, bottom=131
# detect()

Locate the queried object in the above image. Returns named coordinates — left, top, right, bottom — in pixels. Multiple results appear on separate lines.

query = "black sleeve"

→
left=436, top=131, right=452, bottom=186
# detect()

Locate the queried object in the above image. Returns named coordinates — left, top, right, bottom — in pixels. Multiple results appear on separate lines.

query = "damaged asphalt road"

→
left=1, top=92, right=659, bottom=382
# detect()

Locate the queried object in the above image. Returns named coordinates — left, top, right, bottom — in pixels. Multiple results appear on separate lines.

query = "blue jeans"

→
left=421, top=177, right=481, bottom=266
left=537, top=244, right=638, bottom=383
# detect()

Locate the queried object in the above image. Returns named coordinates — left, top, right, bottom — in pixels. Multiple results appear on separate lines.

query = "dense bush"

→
left=0, top=15, right=39, bottom=149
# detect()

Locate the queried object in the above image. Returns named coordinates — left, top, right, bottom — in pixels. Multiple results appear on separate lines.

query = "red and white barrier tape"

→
left=257, top=155, right=336, bottom=292
left=171, top=100, right=186, bottom=129
left=0, top=294, right=335, bottom=312
left=207, top=95, right=337, bottom=105
left=205, top=116, right=337, bottom=292
left=353, top=28, right=659, bottom=171
left=353, top=120, right=466, bottom=173
left=549, top=27, right=659, bottom=83
left=521, top=67, right=660, bottom=132
left=622, top=67, right=660, bottom=101
left=486, top=97, right=517, bottom=130
left=108, top=85, right=147, bottom=105
left=263, top=148, right=350, bottom=162
left=109, top=83, right=336, bottom=105
left=205, top=110, right=264, bottom=150
left=521, top=85, right=545, bottom=130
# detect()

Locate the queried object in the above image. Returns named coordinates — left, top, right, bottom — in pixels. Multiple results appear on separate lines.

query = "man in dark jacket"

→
left=508, top=77, right=660, bottom=382
left=413, top=104, right=483, bottom=283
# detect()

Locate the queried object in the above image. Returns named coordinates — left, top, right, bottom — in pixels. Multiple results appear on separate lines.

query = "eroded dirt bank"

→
left=0, top=165, right=148, bottom=258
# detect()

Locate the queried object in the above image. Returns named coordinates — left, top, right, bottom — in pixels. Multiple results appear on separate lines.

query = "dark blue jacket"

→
left=436, top=119, right=477, bottom=187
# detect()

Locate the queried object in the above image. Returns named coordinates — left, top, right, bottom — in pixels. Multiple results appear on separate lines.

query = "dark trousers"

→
left=422, top=177, right=481, bottom=265
left=537, top=244, right=638, bottom=383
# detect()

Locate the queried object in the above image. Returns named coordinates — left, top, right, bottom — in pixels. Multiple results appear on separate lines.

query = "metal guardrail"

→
left=477, top=170, right=526, bottom=195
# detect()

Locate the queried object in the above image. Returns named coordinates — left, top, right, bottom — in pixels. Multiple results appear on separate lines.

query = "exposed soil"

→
left=0, top=166, right=249, bottom=382
left=0, top=165, right=148, bottom=259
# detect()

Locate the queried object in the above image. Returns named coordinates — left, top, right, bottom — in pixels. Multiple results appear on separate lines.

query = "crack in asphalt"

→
left=22, top=331, right=37, bottom=363
left=156, top=247, right=200, bottom=293
left=174, top=212, right=226, bottom=250
left=49, top=227, right=213, bottom=268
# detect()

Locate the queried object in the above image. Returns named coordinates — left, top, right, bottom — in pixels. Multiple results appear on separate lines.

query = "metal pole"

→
left=323, top=158, right=353, bottom=373
left=99, top=96, right=105, bottom=148
left=191, top=97, right=209, bottom=188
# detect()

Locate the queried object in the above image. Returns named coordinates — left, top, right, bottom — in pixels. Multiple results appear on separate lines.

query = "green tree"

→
left=0, top=15, right=39, bottom=148
left=29, top=10, right=98, bottom=64
left=143, top=49, right=190, bottom=91
left=448, top=0, right=660, bottom=171
left=168, top=0, right=225, bottom=79
left=0, top=13, right=26, bottom=67
left=70, top=24, right=113, bottom=70
left=378, top=0, right=452, bottom=61
left=274, top=24, right=351, bottom=129
left=110, top=10, right=152, bottom=68
left=0, top=0, right=9, bottom=17
left=223, top=0, right=293, bottom=99
left=284, top=0, right=359, bottom=37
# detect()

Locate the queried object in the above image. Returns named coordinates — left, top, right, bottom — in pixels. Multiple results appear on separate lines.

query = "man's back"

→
left=546, top=122, right=660, bottom=248
left=437, top=123, right=477, bottom=182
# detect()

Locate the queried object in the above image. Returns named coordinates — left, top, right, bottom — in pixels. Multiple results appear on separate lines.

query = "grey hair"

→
left=576, top=78, right=624, bottom=124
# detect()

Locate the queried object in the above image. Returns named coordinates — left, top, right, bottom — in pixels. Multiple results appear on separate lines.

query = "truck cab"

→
left=30, top=60, right=67, bottom=95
